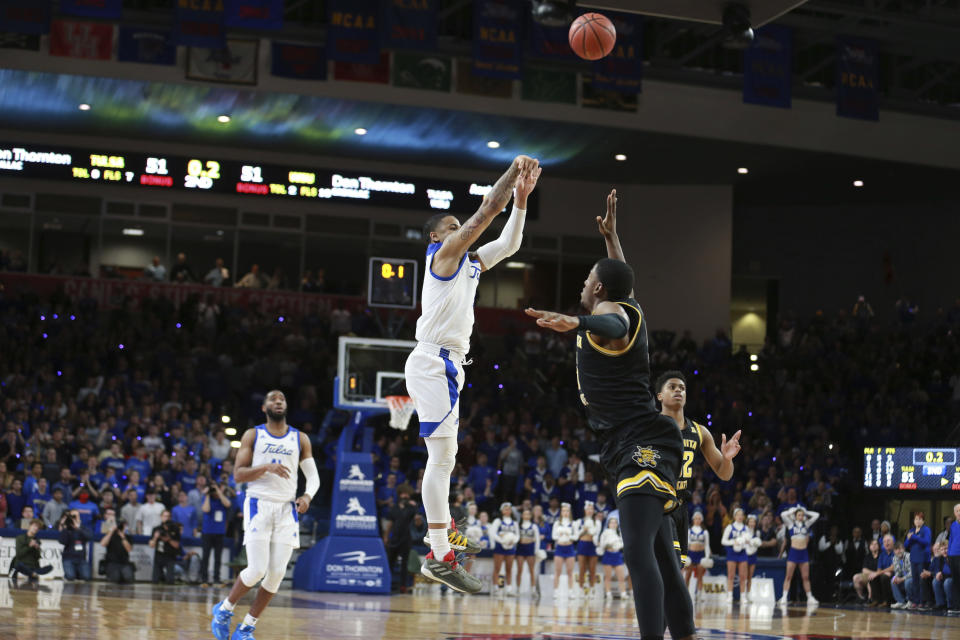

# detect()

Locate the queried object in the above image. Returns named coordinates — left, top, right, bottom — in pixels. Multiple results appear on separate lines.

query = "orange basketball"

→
left=568, top=13, right=617, bottom=61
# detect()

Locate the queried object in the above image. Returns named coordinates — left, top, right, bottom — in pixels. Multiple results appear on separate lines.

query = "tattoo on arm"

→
left=453, top=162, right=519, bottom=247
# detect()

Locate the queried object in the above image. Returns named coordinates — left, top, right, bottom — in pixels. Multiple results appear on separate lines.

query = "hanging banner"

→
left=743, top=24, right=792, bottom=109
left=0, top=0, right=51, bottom=35
left=836, top=36, right=879, bottom=121
left=49, top=19, right=114, bottom=60
left=528, top=14, right=576, bottom=61
left=271, top=41, right=326, bottom=81
left=118, top=26, right=176, bottom=66
left=60, top=0, right=122, bottom=20
left=333, top=52, right=390, bottom=84
left=327, top=0, right=380, bottom=64
left=225, top=0, right=283, bottom=30
left=384, top=0, right=436, bottom=51
left=187, top=38, right=259, bottom=85
left=472, top=0, right=523, bottom=79
left=393, top=52, right=450, bottom=91
left=592, top=11, right=642, bottom=93
left=174, top=1, right=226, bottom=49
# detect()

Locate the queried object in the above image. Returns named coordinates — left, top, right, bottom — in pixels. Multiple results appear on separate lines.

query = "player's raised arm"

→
left=597, top=189, right=626, bottom=263
left=473, top=164, right=541, bottom=272
left=699, top=426, right=741, bottom=482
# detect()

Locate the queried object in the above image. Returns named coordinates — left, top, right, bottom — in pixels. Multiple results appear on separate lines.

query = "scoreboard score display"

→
left=368, top=257, right=418, bottom=309
left=863, top=447, right=960, bottom=490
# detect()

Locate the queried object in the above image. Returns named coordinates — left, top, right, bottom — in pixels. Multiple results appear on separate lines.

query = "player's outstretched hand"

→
left=597, top=188, right=617, bottom=238
left=525, top=307, right=579, bottom=333
left=720, top=429, right=742, bottom=462
left=513, top=155, right=538, bottom=173
left=264, top=463, right=291, bottom=479
left=295, top=495, right=310, bottom=514
left=515, top=165, right=542, bottom=200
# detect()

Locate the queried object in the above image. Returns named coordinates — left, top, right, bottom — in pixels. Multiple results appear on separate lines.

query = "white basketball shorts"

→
left=404, top=342, right=465, bottom=439
left=244, top=495, right=300, bottom=548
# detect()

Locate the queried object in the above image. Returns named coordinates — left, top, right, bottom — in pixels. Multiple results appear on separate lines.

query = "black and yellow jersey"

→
left=574, top=297, right=659, bottom=435
left=677, top=417, right=705, bottom=502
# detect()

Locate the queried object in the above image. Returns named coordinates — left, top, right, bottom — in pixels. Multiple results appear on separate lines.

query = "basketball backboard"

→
left=335, top=336, right=417, bottom=411
left=578, top=0, right=808, bottom=27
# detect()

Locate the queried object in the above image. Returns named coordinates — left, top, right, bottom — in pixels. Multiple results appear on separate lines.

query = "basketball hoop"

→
left=385, top=395, right=416, bottom=431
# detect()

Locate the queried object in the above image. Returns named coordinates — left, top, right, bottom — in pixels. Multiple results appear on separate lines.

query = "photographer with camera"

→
left=11, top=519, right=54, bottom=582
left=200, top=478, right=231, bottom=587
left=100, top=517, right=134, bottom=584
left=58, top=509, right=93, bottom=581
left=149, top=509, right=181, bottom=584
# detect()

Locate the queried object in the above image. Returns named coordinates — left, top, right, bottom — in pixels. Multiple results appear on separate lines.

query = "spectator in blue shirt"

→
left=948, top=503, right=960, bottom=613
left=30, top=478, right=52, bottom=518
left=544, top=436, right=568, bottom=478
left=904, top=511, right=931, bottom=607
left=377, top=474, right=398, bottom=512
left=385, top=457, right=406, bottom=487
left=100, top=442, right=126, bottom=474
left=178, top=458, right=199, bottom=494
left=468, top=452, right=497, bottom=496
left=122, top=470, right=145, bottom=502
left=200, top=480, right=231, bottom=586
left=67, top=491, right=99, bottom=528
left=171, top=491, right=199, bottom=536
left=125, top=445, right=152, bottom=482
left=51, top=468, right=74, bottom=499
left=5, top=478, right=27, bottom=527
left=22, top=463, right=43, bottom=497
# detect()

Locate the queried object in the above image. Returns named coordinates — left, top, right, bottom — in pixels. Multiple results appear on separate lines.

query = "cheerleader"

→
left=744, top=514, right=762, bottom=599
left=491, top=502, right=520, bottom=596
left=551, top=502, right=577, bottom=598
left=778, top=505, right=820, bottom=605
left=684, top=510, right=712, bottom=593
left=575, top=501, right=602, bottom=597
left=598, top=516, right=629, bottom=600
left=515, top=508, right=541, bottom=595
left=721, top=507, right=750, bottom=602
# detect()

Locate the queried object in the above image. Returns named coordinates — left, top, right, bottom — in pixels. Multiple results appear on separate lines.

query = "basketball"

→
left=568, top=12, right=617, bottom=61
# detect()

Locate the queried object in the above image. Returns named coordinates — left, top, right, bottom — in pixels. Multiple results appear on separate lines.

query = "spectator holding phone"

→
left=58, top=509, right=92, bottom=581
left=11, top=519, right=54, bottom=582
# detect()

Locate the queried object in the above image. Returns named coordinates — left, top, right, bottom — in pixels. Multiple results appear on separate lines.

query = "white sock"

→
left=221, top=599, right=235, bottom=612
left=429, top=527, right=451, bottom=559
left=243, top=614, right=258, bottom=627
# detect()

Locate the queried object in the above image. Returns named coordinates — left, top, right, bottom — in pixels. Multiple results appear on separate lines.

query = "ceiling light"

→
left=853, top=180, right=864, bottom=187
left=737, top=167, right=749, bottom=174
left=78, top=103, right=91, bottom=111
left=750, top=354, right=758, bottom=361
left=122, top=228, right=144, bottom=236
left=354, top=127, right=368, bottom=136
left=217, top=115, right=231, bottom=123
left=750, top=363, right=759, bottom=372
left=487, top=140, right=500, bottom=149
left=615, top=154, right=627, bottom=161
left=221, top=415, right=231, bottom=424
left=505, top=261, right=529, bottom=269
left=230, top=440, right=241, bottom=449
left=224, top=427, right=237, bottom=436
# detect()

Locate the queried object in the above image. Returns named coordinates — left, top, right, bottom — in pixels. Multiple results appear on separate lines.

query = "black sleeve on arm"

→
left=577, top=313, right=629, bottom=338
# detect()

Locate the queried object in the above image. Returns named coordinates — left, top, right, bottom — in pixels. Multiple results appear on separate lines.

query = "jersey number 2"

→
left=681, top=451, right=694, bottom=479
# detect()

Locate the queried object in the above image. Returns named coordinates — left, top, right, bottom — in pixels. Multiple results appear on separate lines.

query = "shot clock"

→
left=368, top=257, right=417, bottom=309
left=862, top=446, right=960, bottom=490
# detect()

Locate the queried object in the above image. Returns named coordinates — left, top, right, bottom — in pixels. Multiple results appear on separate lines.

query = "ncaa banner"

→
left=330, top=452, right=378, bottom=536
left=271, top=41, right=326, bottom=80
left=527, top=13, right=576, bottom=61
left=743, top=24, right=792, bottom=109
left=472, top=0, right=523, bottom=79
left=118, top=26, right=176, bottom=66
left=293, top=534, right=390, bottom=593
left=327, top=0, right=380, bottom=64
left=836, top=36, right=879, bottom=121
left=187, top=38, right=259, bottom=85
left=60, top=0, right=122, bottom=20
left=384, top=0, right=437, bottom=51
left=225, top=0, right=283, bottom=30
left=591, top=11, right=642, bottom=93
left=174, top=0, right=226, bottom=49
left=0, top=0, right=51, bottom=35
left=49, top=19, right=114, bottom=60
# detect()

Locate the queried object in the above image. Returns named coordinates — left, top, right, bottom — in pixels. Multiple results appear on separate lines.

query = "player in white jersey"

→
left=211, top=390, right=320, bottom=640
left=409, top=154, right=541, bottom=593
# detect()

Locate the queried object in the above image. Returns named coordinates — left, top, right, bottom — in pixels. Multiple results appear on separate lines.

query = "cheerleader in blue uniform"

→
left=721, top=507, right=750, bottom=602
left=598, top=515, right=629, bottom=600
left=778, top=505, right=820, bottom=605
left=515, top=508, right=541, bottom=596
left=684, top=510, right=712, bottom=594
left=491, top=502, right=520, bottom=596
left=744, top=514, right=762, bottom=600
left=551, top=502, right=576, bottom=599
left=575, top=501, right=602, bottom=598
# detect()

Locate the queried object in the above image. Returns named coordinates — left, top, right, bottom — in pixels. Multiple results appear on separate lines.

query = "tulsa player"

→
left=211, top=390, right=320, bottom=640
left=409, top=155, right=540, bottom=593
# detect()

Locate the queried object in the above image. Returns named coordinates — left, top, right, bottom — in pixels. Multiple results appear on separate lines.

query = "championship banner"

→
left=384, top=0, right=437, bottom=51
left=392, top=52, right=450, bottom=91
left=174, top=1, right=226, bottom=49
left=333, top=52, right=390, bottom=84
left=591, top=11, right=642, bottom=93
left=0, top=0, right=51, bottom=35
left=49, top=19, right=114, bottom=60
left=60, top=0, right=122, bottom=20
left=528, top=14, right=576, bottom=61
left=472, top=0, right=523, bottom=79
left=327, top=0, right=380, bottom=64
left=271, top=41, right=326, bottom=81
left=118, top=26, right=176, bottom=66
left=187, top=38, right=259, bottom=85
left=836, top=36, right=879, bottom=121
left=330, top=452, right=378, bottom=536
left=225, top=0, right=283, bottom=30
left=743, top=24, right=792, bottom=109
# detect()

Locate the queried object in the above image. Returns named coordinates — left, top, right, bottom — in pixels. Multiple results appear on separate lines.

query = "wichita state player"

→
left=655, top=370, right=741, bottom=567
left=525, top=190, right=694, bottom=640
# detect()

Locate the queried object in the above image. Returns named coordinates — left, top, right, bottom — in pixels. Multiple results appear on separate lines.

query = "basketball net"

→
left=385, top=395, right=415, bottom=431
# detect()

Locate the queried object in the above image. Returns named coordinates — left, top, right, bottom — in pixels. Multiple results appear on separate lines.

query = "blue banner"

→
left=118, top=26, right=176, bottom=66
left=327, top=0, right=380, bottom=64
left=0, top=0, right=51, bottom=35
left=836, top=36, right=879, bottom=121
left=271, top=41, right=326, bottom=80
left=472, top=0, right=523, bottom=79
left=743, top=24, right=792, bottom=109
left=331, top=452, right=379, bottom=536
left=293, top=535, right=391, bottom=593
left=174, top=2, right=226, bottom=49
left=60, top=0, right=122, bottom=19
left=384, top=0, right=437, bottom=51
left=528, top=13, right=576, bottom=61
left=591, top=12, right=642, bottom=93
left=225, top=0, right=283, bottom=30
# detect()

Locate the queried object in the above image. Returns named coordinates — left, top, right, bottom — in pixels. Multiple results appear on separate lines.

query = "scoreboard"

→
left=863, top=447, right=960, bottom=490
left=0, top=142, right=538, bottom=217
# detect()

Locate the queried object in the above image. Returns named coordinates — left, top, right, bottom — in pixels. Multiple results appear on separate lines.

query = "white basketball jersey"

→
left=416, top=243, right=482, bottom=355
left=247, top=424, right=300, bottom=502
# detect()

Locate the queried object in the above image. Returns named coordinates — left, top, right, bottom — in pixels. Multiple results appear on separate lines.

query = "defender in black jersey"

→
left=525, top=189, right=694, bottom=640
